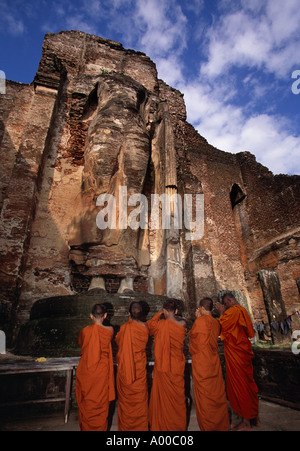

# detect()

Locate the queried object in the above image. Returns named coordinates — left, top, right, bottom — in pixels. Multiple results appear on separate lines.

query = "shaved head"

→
left=199, top=298, right=214, bottom=312
left=222, top=293, right=238, bottom=309
left=163, top=299, right=177, bottom=313
left=91, top=304, right=107, bottom=319
left=129, top=302, right=143, bottom=320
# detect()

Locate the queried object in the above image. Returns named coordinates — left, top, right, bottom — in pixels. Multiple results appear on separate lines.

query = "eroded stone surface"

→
left=0, top=30, right=299, bottom=346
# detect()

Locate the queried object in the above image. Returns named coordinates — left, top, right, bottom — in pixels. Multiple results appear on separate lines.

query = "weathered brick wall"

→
left=0, top=32, right=162, bottom=343
left=172, top=118, right=300, bottom=322
left=0, top=31, right=299, bottom=346
left=0, top=81, right=59, bottom=340
left=172, top=120, right=254, bottom=316
left=235, top=152, right=300, bottom=320
left=0, top=82, right=34, bottom=213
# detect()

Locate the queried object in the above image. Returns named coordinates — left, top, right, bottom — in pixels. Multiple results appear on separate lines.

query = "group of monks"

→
left=75, top=293, right=259, bottom=432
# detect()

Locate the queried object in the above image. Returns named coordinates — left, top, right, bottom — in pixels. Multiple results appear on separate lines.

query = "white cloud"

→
left=240, top=0, right=263, bottom=14
left=266, top=0, right=300, bottom=45
left=175, top=0, right=300, bottom=175
left=109, top=0, right=188, bottom=88
left=42, top=0, right=300, bottom=176
left=184, top=0, right=205, bottom=16
left=108, top=0, right=300, bottom=175
left=239, top=115, right=300, bottom=174
left=201, top=12, right=270, bottom=77
left=133, top=0, right=188, bottom=59
left=33, top=0, right=300, bottom=175
left=83, top=0, right=103, bottom=17
left=182, top=79, right=300, bottom=175
left=201, top=0, right=300, bottom=79
left=0, top=2, right=26, bottom=36
left=6, top=15, right=25, bottom=36
left=65, top=14, right=99, bottom=35
left=156, top=55, right=184, bottom=86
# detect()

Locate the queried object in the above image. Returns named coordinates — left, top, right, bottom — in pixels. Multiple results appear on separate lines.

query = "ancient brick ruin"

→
left=0, top=31, right=299, bottom=348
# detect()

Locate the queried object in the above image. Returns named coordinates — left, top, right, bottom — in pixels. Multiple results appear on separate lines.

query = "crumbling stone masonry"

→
left=0, top=31, right=299, bottom=346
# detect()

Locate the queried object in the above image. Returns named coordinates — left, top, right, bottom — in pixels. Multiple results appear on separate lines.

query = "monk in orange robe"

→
left=75, top=304, right=115, bottom=431
left=148, top=299, right=187, bottom=431
left=217, top=293, right=259, bottom=431
left=189, top=298, right=230, bottom=431
left=115, top=302, right=149, bottom=431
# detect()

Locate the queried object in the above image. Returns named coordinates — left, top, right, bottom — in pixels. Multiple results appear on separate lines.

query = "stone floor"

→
left=0, top=399, right=299, bottom=431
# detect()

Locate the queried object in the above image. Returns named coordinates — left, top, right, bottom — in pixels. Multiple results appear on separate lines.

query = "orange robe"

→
left=189, top=315, right=230, bottom=431
left=148, top=313, right=187, bottom=431
left=75, top=324, right=115, bottom=431
left=116, top=319, right=149, bottom=431
left=219, top=305, right=259, bottom=420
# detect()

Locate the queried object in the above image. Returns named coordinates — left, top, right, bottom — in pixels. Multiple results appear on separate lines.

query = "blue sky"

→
left=1, top=0, right=300, bottom=175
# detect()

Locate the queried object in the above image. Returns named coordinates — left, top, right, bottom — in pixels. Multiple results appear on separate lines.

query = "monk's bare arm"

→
left=147, top=311, right=163, bottom=335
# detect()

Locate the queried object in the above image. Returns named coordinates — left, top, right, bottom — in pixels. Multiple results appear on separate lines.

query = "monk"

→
left=216, top=293, right=259, bottom=431
left=189, top=298, right=230, bottom=431
left=115, top=302, right=149, bottom=431
left=148, top=299, right=187, bottom=431
left=75, top=304, right=115, bottom=431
